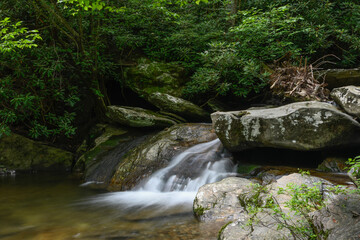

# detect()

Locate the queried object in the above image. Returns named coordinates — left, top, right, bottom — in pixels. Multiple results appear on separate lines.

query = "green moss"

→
left=217, top=221, right=233, bottom=240
left=237, top=164, right=260, bottom=174
left=194, top=206, right=209, bottom=217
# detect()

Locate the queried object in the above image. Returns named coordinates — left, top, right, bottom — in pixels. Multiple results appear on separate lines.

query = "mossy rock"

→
left=0, top=133, right=73, bottom=171
left=146, top=92, right=210, bottom=122
left=106, top=105, right=179, bottom=128
left=108, top=123, right=217, bottom=191
left=124, top=58, right=186, bottom=97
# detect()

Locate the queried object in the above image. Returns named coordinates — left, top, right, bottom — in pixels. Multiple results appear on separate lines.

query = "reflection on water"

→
left=0, top=173, right=221, bottom=240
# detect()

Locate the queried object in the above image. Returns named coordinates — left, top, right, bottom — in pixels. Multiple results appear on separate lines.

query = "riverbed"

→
left=0, top=173, right=221, bottom=240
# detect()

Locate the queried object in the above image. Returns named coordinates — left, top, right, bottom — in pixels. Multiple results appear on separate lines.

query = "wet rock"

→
left=330, top=85, right=360, bottom=118
left=317, top=157, right=347, bottom=173
left=147, top=92, right=209, bottom=122
left=212, top=101, right=360, bottom=152
left=0, top=133, right=73, bottom=171
left=348, top=166, right=360, bottom=187
left=109, top=123, right=217, bottom=191
left=124, top=58, right=186, bottom=97
left=193, top=177, right=254, bottom=222
left=106, top=106, right=179, bottom=128
left=321, top=68, right=360, bottom=89
left=74, top=124, right=152, bottom=186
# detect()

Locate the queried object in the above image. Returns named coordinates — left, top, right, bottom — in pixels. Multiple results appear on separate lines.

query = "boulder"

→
left=124, top=58, right=186, bottom=97
left=74, top=124, right=152, bottom=187
left=0, top=133, right=73, bottom=171
left=218, top=211, right=292, bottom=240
left=146, top=92, right=210, bottom=122
left=331, top=85, right=360, bottom=118
left=106, top=106, right=179, bottom=128
left=193, top=177, right=254, bottom=222
left=317, top=157, right=347, bottom=173
left=213, top=174, right=333, bottom=240
left=312, top=193, right=360, bottom=240
left=109, top=123, right=217, bottom=190
left=321, top=68, right=360, bottom=89
left=212, top=101, right=360, bottom=152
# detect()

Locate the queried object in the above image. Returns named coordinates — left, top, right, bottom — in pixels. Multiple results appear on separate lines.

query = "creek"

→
left=0, top=139, right=236, bottom=240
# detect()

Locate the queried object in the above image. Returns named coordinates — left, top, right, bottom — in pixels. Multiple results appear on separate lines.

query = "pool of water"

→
left=0, top=173, right=221, bottom=240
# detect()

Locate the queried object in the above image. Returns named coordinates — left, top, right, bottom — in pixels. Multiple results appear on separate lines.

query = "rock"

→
left=212, top=101, right=360, bottom=152
left=267, top=173, right=332, bottom=205
left=109, top=123, right=217, bottom=190
left=317, top=157, right=347, bottom=173
left=321, top=68, right=360, bottom=89
left=106, top=106, right=178, bottom=128
left=348, top=166, right=360, bottom=187
left=331, top=85, right=360, bottom=118
left=124, top=58, right=186, bottom=97
left=0, top=133, right=73, bottom=171
left=74, top=124, right=152, bottom=187
left=216, top=173, right=333, bottom=240
left=312, top=193, right=360, bottom=240
left=219, top=211, right=292, bottom=240
left=146, top=92, right=210, bottom=122
left=206, top=99, right=231, bottom=112
left=193, top=177, right=254, bottom=222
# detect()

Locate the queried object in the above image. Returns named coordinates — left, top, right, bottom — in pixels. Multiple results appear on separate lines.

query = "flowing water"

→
left=0, top=139, right=236, bottom=240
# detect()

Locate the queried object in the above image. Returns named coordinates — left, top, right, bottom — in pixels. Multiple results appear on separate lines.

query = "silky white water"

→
left=86, top=139, right=237, bottom=215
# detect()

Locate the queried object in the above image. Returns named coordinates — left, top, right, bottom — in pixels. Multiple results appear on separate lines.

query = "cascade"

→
left=86, top=139, right=237, bottom=215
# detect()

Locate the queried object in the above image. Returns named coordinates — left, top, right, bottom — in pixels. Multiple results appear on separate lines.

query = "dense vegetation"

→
left=1, top=0, right=360, bottom=145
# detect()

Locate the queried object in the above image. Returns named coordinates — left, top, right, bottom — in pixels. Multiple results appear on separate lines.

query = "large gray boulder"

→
left=106, top=106, right=179, bottom=128
left=147, top=92, right=209, bottom=122
left=109, top=123, right=217, bottom=190
left=212, top=101, right=360, bottom=152
left=0, top=133, right=73, bottom=171
left=331, top=85, right=360, bottom=118
left=202, top=174, right=336, bottom=240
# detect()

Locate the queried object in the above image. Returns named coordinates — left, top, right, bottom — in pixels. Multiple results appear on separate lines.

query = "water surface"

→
left=0, top=173, right=221, bottom=240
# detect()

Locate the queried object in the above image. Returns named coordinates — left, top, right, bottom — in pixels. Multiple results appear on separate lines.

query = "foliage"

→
left=0, top=18, right=42, bottom=53
left=185, top=1, right=360, bottom=102
left=1, top=0, right=360, bottom=141
left=346, top=155, right=360, bottom=186
left=240, top=175, right=330, bottom=239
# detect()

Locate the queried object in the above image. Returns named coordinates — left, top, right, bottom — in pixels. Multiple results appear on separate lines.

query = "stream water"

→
left=0, top=139, right=236, bottom=240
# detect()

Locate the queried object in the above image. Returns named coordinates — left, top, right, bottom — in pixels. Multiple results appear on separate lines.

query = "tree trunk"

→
left=230, top=0, right=241, bottom=26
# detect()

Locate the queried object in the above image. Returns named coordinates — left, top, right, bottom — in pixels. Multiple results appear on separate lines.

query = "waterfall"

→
left=85, top=139, right=236, bottom=215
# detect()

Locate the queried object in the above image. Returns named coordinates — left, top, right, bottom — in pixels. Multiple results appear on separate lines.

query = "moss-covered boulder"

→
left=0, top=133, right=73, bottom=171
left=74, top=124, right=152, bottom=186
left=331, top=85, right=360, bottom=118
left=322, top=68, right=360, bottom=89
left=74, top=124, right=129, bottom=173
left=108, top=123, right=217, bottom=191
left=212, top=101, right=360, bottom=152
left=124, top=58, right=186, bottom=97
left=146, top=92, right=210, bottom=122
left=106, top=106, right=179, bottom=128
